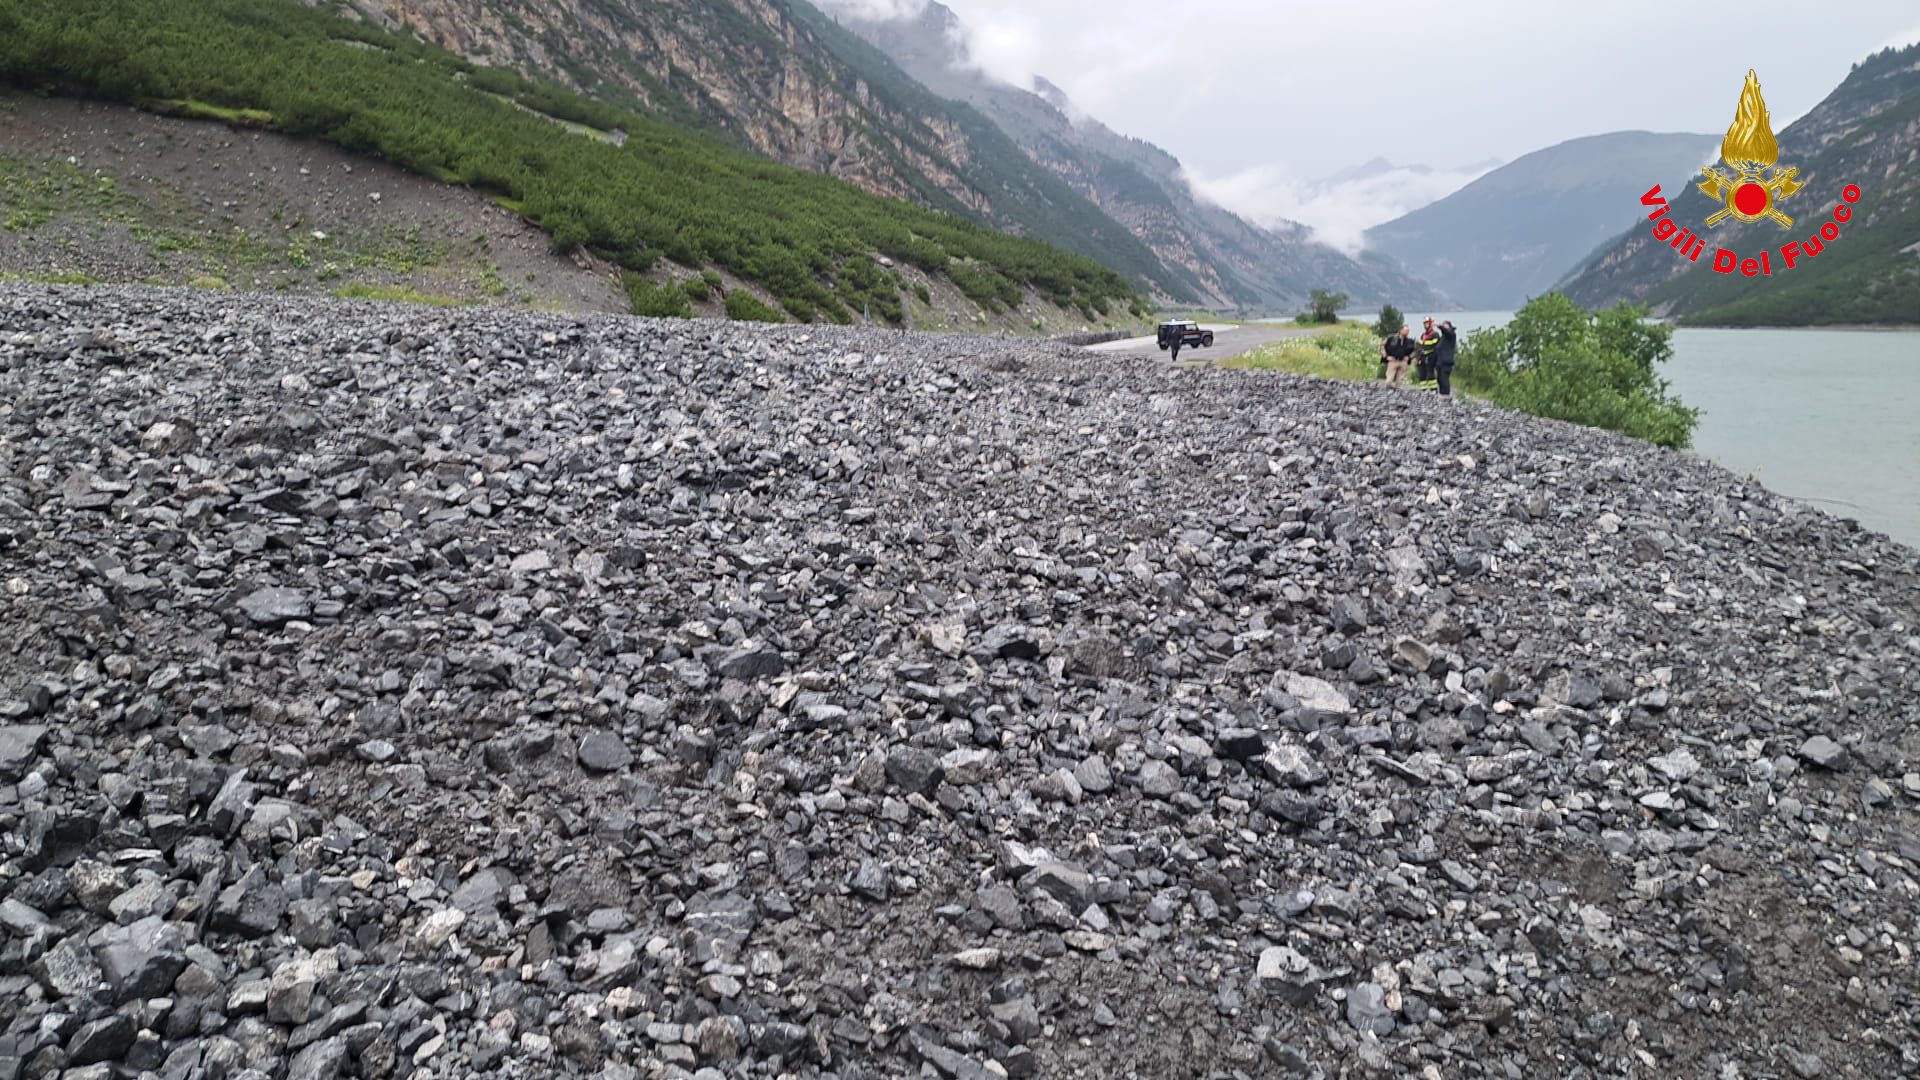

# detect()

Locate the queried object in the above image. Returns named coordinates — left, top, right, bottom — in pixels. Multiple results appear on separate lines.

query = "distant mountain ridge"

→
left=1558, top=44, right=1920, bottom=326
left=823, top=0, right=1445, bottom=310
left=1320, top=157, right=1500, bottom=185
left=1364, top=131, right=1718, bottom=309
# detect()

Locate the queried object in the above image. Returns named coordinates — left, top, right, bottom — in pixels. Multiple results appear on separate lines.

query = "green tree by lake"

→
left=1297, top=288, right=1348, bottom=325
left=1455, top=294, right=1699, bottom=448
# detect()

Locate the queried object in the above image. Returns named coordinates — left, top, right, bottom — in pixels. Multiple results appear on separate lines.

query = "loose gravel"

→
left=2, top=285, right=1917, bottom=1080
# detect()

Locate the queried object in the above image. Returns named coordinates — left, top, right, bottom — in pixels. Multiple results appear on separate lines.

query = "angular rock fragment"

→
left=0, top=724, right=50, bottom=780
left=576, top=731, right=633, bottom=773
left=884, top=745, right=944, bottom=796
left=235, top=587, right=312, bottom=627
left=1798, top=735, right=1849, bottom=771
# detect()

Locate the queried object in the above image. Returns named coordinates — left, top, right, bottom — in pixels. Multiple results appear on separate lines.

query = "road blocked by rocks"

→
left=1, top=285, right=1917, bottom=1078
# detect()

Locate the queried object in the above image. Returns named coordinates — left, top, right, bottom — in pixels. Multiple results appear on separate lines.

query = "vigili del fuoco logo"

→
left=1637, top=69, right=1862, bottom=278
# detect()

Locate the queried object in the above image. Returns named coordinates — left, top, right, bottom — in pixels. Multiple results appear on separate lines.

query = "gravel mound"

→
left=2, top=284, right=1917, bottom=1080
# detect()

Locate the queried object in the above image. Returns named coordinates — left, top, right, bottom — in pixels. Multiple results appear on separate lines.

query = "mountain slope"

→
left=1363, top=132, right=1717, bottom=309
left=313, top=0, right=1195, bottom=301
left=0, top=0, right=1143, bottom=325
left=822, top=0, right=1445, bottom=311
left=1558, top=45, right=1920, bottom=325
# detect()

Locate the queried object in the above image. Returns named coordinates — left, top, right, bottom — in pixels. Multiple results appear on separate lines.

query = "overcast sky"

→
left=828, top=0, right=1920, bottom=247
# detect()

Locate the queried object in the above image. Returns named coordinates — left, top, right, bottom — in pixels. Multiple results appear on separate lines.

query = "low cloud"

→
left=1878, top=23, right=1920, bottom=50
left=1184, top=160, right=1497, bottom=255
left=812, top=0, right=929, bottom=21
left=812, top=0, right=1047, bottom=94
left=956, top=12, right=1046, bottom=90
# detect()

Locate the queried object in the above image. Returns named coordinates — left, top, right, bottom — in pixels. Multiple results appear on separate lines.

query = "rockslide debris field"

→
left=1, top=285, right=1917, bottom=1080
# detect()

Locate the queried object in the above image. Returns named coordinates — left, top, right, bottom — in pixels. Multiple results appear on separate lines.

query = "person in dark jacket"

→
left=1433, top=319, right=1458, bottom=396
left=1381, top=324, right=1415, bottom=386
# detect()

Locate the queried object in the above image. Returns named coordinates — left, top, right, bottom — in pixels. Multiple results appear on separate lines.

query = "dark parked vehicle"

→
left=1157, top=319, right=1214, bottom=350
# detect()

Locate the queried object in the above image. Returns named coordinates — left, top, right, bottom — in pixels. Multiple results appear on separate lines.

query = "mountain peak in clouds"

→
left=1314, top=156, right=1505, bottom=188
left=1317, top=157, right=1401, bottom=185
left=817, top=0, right=965, bottom=65
left=1031, top=74, right=1071, bottom=108
left=814, top=0, right=934, bottom=26
left=1185, top=156, right=1499, bottom=257
left=825, top=0, right=1444, bottom=308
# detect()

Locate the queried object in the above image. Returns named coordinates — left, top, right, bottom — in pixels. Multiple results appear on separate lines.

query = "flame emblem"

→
left=1698, top=70, right=1800, bottom=229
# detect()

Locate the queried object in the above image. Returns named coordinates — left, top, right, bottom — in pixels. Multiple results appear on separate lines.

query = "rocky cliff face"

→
left=337, top=0, right=952, bottom=202
left=319, top=0, right=1437, bottom=309
left=314, top=0, right=1184, bottom=298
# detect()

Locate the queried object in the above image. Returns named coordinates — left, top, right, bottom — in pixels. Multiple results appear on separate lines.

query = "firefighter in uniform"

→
left=1416, top=317, right=1441, bottom=385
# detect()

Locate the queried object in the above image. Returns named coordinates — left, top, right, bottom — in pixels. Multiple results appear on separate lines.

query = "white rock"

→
left=417, top=907, right=467, bottom=947
left=951, top=948, right=1001, bottom=970
left=1648, top=747, right=1700, bottom=783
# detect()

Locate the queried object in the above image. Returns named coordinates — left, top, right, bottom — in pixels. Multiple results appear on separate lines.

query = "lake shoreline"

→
left=1666, top=323, right=1920, bottom=550
left=1379, top=311, right=1920, bottom=551
left=1674, top=321, right=1920, bottom=333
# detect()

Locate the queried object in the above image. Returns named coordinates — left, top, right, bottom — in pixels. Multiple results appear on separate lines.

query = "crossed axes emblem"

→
left=1697, top=165, right=1803, bottom=228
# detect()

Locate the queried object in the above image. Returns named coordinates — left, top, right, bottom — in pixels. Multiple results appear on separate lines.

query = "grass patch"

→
left=1236, top=296, right=1699, bottom=449
left=1231, top=324, right=1381, bottom=381
left=624, top=273, right=693, bottom=318
left=0, top=269, right=99, bottom=285
left=2, top=154, right=136, bottom=231
left=331, top=282, right=464, bottom=306
left=152, top=98, right=275, bottom=126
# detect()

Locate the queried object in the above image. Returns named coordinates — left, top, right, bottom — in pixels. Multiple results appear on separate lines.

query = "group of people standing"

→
left=1381, top=317, right=1456, bottom=395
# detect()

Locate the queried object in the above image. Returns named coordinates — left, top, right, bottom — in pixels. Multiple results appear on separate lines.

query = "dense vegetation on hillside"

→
left=0, top=0, right=1146, bottom=323
left=1673, top=197, right=1920, bottom=327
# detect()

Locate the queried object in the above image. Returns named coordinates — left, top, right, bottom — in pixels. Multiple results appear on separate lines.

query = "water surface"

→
left=1662, top=325, right=1920, bottom=549
left=1349, top=311, right=1920, bottom=549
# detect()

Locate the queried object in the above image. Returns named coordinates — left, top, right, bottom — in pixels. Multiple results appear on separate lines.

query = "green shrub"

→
left=1456, top=294, right=1699, bottom=448
left=724, top=290, right=785, bottom=323
left=624, top=273, right=693, bottom=318
left=1297, top=288, right=1347, bottom=324
left=681, top=276, right=712, bottom=302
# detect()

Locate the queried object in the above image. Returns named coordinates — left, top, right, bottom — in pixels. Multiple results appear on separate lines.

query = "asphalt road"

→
left=1084, top=322, right=1324, bottom=365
